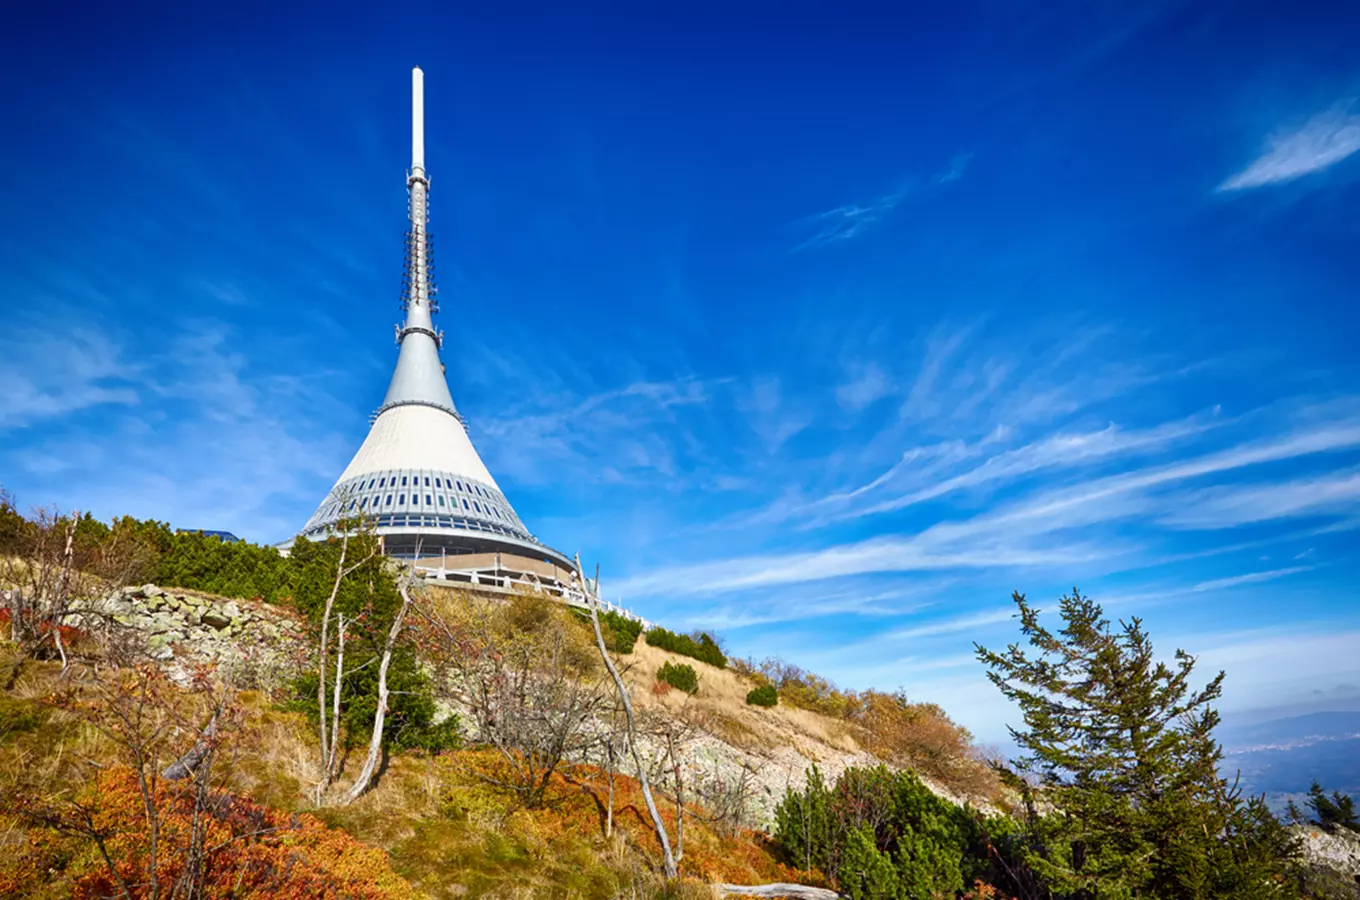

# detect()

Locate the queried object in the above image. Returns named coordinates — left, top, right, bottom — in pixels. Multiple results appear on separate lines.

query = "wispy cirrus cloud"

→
left=1219, top=101, right=1360, bottom=192
left=791, top=153, right=972, bottom=251
left=0, top=325, right=142, bottom=429
left=0, top=308, right=354, bottom=541
left=612, top=399, right=1360, bottom=600
left=1161, top=469, right=1360, bottom=529
left=1189, top=566, right=1315, bottom=593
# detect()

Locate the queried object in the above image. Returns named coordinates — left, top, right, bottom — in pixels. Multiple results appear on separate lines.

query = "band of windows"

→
left=304, top=467, right=529, bottom=540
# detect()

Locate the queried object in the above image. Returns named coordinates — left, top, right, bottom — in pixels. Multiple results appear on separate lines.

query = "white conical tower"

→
left=295, top=68, right=570, bottom=571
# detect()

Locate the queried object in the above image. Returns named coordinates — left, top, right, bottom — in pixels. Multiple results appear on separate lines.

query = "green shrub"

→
left=656, top=661, right=698, bottom=694
left=601, top=610, right=643, bottom=654
left=746, top=684, right=778, bottom=707
left=568, top=608, right=643, bottom=654
left=773, top=764, right=992, bottom=895
left=644, top=627, right=727, bottom=668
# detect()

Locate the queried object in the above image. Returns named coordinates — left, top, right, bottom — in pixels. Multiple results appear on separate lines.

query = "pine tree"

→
left=976, top=589, right=1300, bottom=900
left=1306, top=782, right=1360, bottom=833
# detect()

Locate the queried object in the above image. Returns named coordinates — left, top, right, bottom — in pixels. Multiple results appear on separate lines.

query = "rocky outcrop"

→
left=1293, top=825, right=1360, bottom=899
left=71, top=584, right=307, bottom=691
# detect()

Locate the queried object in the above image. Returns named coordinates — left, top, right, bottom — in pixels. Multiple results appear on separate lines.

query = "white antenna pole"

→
left=412, top=66, right=425, bottom=172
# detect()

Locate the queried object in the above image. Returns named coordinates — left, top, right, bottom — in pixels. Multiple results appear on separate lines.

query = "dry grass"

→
left=0, top=641, right=798, bottom=899
left=624, top=640, right=861, bottom=759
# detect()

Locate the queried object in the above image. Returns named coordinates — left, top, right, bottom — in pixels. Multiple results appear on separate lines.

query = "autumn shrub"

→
left=657, top=661, right=699, bottom=694
left=645, top=627, right=727, bottom=668
left=748, top=657, right=998, bottom=799
left=851, top=690, right=998, bottom=797
left=746, top=684, right=778, bottom=707
left=11, top=765, right=410, bottom=899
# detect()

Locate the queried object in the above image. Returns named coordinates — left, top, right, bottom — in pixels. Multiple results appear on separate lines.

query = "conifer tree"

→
left=1306, top=781, right=1360, bottom=833
left=976, top=589, right=1299, bottom=900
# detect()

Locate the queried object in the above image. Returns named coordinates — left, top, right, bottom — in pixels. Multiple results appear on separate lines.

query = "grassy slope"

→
left=0, top=648, right=806, bottom=899
left=624, top=640, right=861, bottom=759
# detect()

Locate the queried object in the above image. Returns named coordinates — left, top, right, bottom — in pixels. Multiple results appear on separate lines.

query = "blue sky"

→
left=2, top=1, right=1358, bottom=743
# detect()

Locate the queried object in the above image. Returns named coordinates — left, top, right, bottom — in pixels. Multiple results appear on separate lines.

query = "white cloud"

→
left=1219, top=102, right=1360, bottom=191
left=615, top=407, right=1360, bottom=599
left=1189, top=565, right=1315, bottom=593
left=791, top=155, right=971, bottom=251
left=836, top=363, right=892, bottom=412
left=0, top=326, right=141, bottom=428
left=0, top=318, right=354, bottom=542
left=1162, top=470, right=1360, bottom=529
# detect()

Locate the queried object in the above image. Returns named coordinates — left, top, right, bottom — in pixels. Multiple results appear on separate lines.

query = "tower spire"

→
left=412, top=66, right=425, bottom=174
left=381, top=66, right=452, bottom=417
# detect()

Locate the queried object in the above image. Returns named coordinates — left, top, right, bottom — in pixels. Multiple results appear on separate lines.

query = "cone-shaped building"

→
left=294, top=68, right=571, bottom=574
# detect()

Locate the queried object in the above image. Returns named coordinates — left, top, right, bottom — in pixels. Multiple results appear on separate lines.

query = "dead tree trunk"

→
left=578, top=555, right=677, bottom=880
left=326, top=614, right=347, bottom=781
left=344, top=578, right=412, bottom=804
left=605, top=721, right=616, bottom=839
left=714, top=885, right=840, bottom=899
left=667, top=728, right=684, bottom=862
left=162, top=713, right=221, bottom=781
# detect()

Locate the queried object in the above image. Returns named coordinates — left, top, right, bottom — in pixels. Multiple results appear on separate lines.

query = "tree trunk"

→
left=162, top=713, right=221, bottom=781
left=315, top=531, right=350, bottom=789
left=344, top=580, right=412, bottom=804
left=714, top=884, right=840, bottom=899
left=579, top=556, right=677, bottom=880
left=668, top=729, right=684, bottom=862
left=605, top=733, right=615, bottom=839
left=326, top=614, right=347, bottom=781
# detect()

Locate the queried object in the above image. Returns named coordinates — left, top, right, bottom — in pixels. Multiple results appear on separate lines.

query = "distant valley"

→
left=1220, top=711, right=1360, bottom=813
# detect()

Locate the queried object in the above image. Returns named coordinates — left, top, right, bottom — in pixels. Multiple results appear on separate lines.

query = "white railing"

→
left=412, top=562, right=653, bottom=628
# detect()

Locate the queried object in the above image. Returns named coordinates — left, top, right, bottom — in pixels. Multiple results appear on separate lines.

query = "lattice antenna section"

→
left=400, top=200, right=439, bottom=314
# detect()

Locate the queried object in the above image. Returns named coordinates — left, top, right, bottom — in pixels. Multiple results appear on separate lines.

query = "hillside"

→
left=0, top=563, right=999, bottom=898
left=2, top=514, right=1354, bottom=899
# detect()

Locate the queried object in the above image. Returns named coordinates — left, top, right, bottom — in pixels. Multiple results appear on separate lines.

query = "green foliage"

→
left=0, top=502, right=292, bottom=602
left=1306, top=782, right=1360, bottom=833
left=572, top=608, right=643, bottom=654
left=644, top=626, right=727, bottom=668
left=291, top=655, right=460, bottom=756
left=600, top=610, right=643, bottom=654
left=285, top=534, right=457, bottom=755
left=746, top=684, right=778, bottom=707
left=840, top=826, right=898, bottom=900
left=656, top=661, right=698, bottom=694
left=151, top=526, right=292, bottom=602
left=976, top=589, right=1302, bottom=900
left=0, top=696, right=46, bottom=740
left=0, top=488, right=29, bottom=555
left=772, top=763, right=993, bottom=897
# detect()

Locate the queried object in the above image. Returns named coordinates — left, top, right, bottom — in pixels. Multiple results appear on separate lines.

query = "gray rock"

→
left=200, top=610, right=232, bottom=630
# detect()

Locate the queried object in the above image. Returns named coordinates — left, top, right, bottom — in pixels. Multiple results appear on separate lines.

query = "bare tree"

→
left=427, top=585, right=607, bottom=808
left=4, top=664, right=251, bottom=900
left=311, top=510, right=376, bottom=803
left=344, top=572, right=415, bottom=803
left=696, top=758, right=760, bottom=838
left=578, top=556, right=678, bottom=881
left=3, top=505, right=157, bottom=683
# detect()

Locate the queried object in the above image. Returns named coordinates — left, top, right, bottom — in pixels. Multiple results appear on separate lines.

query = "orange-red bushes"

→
left=442, top=748, right=801, bottom=887
left=22, top=766, right=410, bottom=899
left=851, top=691, right=1000, bottom=797
left=0, top=608, right=94, bottom=657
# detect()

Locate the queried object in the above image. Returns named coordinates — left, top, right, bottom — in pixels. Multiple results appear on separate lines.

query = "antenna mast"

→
left=401, top=67, right=438, bottom=318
